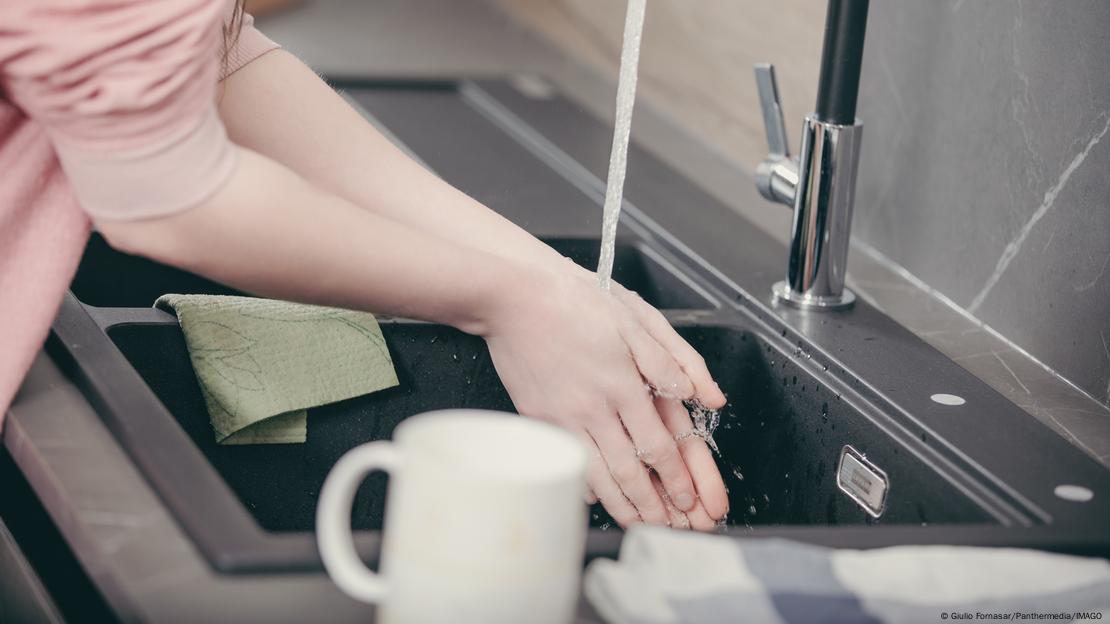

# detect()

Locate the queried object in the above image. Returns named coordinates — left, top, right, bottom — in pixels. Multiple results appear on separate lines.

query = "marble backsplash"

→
left=854, top=0, right=1110, bottom=407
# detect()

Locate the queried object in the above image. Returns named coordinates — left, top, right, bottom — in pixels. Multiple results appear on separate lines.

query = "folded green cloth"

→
left=155, top=295, right=399, bottom=445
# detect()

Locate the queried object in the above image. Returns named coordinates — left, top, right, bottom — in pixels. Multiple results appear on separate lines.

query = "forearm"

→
left=95, top=147, right=536, bottom=335
left=216, top=50, right=569, bottom=272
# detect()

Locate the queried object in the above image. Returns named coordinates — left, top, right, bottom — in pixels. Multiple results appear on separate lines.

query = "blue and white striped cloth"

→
left=584, top=526, right=1110, bottom=624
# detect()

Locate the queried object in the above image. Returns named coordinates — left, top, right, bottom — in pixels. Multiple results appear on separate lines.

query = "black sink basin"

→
left=108, top=317, right=992, bottom=536
left=72, top=233, right=715, bottom=310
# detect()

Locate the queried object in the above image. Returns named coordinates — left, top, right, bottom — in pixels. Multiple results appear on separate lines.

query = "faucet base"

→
left=772, top=281, right=857, bottom=311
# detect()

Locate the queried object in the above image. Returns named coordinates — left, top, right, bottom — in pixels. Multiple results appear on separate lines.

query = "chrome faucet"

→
left=754, top=0, right=869, bottom=310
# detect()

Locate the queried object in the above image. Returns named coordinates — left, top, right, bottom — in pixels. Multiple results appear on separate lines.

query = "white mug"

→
left=316, top=409, right=589, bottom=624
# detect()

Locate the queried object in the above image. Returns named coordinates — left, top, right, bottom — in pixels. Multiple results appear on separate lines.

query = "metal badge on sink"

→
left=837, top=445, right=889, bottom=518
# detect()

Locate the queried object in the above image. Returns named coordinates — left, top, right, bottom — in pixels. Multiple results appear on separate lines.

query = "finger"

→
left=657, top=396, right=730, bottom=520
left=578, top=431, right=639, bottom=527
left=590, top=417, right=670, bottom=526
left=586, top=487, right=599, bottom=505
left=650, top=471, right=690, bottom=530
left=616, top=288, right=726, bottom=408
left=615, top=310, right=693, bottom=400
left=683, top=498, right=719, bottom=532
left=617, top=384, right=698, bottom=513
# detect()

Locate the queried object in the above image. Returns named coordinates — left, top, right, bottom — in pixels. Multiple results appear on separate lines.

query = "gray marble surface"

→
left=855, top=0, right=1110, bottom=410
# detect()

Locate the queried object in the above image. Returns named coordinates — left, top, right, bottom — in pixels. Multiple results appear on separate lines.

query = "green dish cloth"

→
left=155, top=295, right=399, bottom=445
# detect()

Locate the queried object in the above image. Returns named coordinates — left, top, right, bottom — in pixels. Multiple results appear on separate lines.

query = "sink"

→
left=107, top=316, right=992, bottom=537
left=72, top=233, right=715, bottom=310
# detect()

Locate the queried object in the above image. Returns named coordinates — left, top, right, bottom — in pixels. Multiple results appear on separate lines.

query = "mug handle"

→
left=316, top=441, right=402, bottom=604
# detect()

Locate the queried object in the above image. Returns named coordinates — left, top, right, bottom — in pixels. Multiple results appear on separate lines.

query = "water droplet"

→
left=684, top=400, right=722, bottom=455
left=748, top=505, right=757, bottom=515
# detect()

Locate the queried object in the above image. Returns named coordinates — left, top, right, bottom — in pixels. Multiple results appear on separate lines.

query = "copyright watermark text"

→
left=940, top=612, right=1104, bottom=621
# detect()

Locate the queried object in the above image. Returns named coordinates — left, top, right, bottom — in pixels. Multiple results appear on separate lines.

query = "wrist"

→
left=464, top=261, right=555, bottom=338
left=472, top=259, right=568, bottom=337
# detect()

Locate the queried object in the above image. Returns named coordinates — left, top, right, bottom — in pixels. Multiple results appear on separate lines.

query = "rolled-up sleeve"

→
left=0, top=0, right=278, bottom=220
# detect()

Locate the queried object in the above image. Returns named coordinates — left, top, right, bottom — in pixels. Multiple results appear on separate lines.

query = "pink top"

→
left=0, top=1, right=278, bottom=423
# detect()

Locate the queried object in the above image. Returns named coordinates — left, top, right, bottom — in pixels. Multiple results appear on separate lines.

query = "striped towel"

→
left=584, top=526, right=1110, bottom=624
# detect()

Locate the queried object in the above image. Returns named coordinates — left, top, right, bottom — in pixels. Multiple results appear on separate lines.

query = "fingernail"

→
left=675, top=493, right=695, bottom=510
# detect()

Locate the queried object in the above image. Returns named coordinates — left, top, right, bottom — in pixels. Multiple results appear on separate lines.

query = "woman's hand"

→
left=591, top=397, right=730, bottom=531
left=482, top=267, right=725, bottom=528
left=611, top=284, right=730, bottom=529
left=653, top=395, right=730, bottom=529
left=560, top=257, right=726, bottom=408
left=610, top=281, right=727, bottom=409
left=564, top=259, right=729, bottom=530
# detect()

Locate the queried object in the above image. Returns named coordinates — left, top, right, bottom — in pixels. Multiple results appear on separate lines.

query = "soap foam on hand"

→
left=596, top=0, right=647, bottom=291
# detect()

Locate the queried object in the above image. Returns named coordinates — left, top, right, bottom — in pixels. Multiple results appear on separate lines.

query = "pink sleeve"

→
left=223, top=9, right=281, bottom=81
left=0, top=0, right=278, bottom=221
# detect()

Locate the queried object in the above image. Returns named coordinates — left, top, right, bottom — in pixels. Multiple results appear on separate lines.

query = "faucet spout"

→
left=752, top=0, right=869, bottom=311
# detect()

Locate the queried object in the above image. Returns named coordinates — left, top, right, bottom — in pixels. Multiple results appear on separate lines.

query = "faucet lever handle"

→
left=754, top=63, right=790, bottom=159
